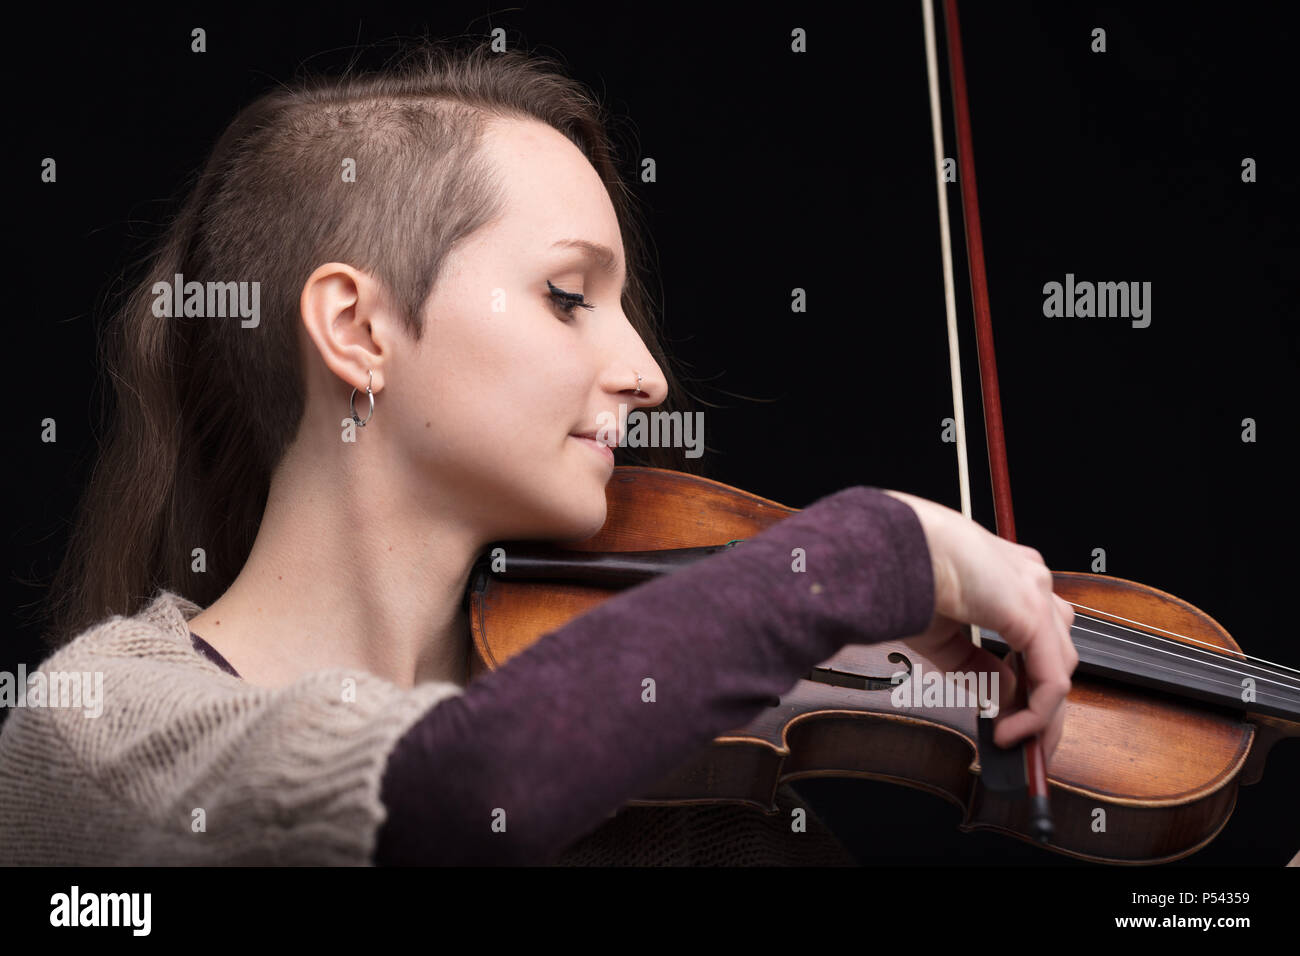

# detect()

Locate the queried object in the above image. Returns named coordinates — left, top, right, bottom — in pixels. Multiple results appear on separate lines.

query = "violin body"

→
left=469, top=467, right=1297, bottom=864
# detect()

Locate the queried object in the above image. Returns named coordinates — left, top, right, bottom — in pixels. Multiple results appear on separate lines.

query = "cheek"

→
left=407, top=339, right=582, bottom=468
left=397, top=305, right=603, bottom=519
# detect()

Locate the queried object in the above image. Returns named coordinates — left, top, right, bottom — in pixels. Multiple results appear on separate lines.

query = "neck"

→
left=982, top=617, right=1300, bottom=724
left=188, top=441, right=488, bottom=691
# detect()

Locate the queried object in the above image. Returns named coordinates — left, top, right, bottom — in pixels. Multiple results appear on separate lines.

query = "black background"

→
left=7, top=1, right=1298, bottom=868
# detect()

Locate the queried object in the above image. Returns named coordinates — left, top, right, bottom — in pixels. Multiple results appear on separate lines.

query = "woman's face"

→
left=389, top=117, right=667, bottom=544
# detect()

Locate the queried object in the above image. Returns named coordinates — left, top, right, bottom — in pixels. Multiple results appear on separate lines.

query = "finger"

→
left=994, top=699, right=1036, bottom=748
left=1023, top=592, right=1072, bottom=703
left=994, top=602, right=1069, bottom=747
left=1054, top=596, right=1079, bottom=671
left=1000, top=658, right=1070, bottom=749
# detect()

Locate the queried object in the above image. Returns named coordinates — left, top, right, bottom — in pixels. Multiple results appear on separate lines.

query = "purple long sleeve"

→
left=373, top=485, right=935, bottom=866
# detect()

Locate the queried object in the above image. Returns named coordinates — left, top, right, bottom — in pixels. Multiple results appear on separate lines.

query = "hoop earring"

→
left=350, top=370, right=375, bottom=427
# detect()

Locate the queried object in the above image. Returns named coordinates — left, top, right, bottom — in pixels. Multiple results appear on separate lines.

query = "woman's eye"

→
left=547, top=279, right=596, bottom=321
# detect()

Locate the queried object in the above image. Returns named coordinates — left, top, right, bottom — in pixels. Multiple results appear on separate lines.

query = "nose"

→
left=603, top=361, right=667, bottom=409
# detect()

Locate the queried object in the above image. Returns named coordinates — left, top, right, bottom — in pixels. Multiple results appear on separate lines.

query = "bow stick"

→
left=921, top=0, right=1055, bottom=843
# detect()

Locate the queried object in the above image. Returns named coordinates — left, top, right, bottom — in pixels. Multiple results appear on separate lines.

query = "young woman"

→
left=0, top=40, right=1076, bottom=865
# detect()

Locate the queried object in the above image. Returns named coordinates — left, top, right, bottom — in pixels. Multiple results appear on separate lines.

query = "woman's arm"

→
left=374, top=485, right=935, bottom=865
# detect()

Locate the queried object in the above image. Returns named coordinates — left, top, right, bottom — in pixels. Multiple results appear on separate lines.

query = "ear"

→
left=299, top=262, right=394, bottom=394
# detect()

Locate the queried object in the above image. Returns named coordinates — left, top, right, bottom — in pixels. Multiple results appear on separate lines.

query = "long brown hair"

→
left=39, top=38, right=703, bottom=650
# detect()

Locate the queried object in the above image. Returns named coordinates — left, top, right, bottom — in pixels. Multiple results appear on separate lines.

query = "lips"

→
left=569, top=430, right=617, bottom=466
left=570, top=427, right=620, bottom=447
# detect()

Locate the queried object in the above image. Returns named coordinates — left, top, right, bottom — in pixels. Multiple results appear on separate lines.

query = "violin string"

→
left=1076, top=641, right=1297, bottom=707
left=1072, top=616, right=1300, bottom=694
left=1073, top=615, right=1300, bottom=687
left=1064, top=600, right=1300, bottom=682
left=1070, top=618, right=1300, bottom=695
left=1067, top=600, right=1300, bottom=675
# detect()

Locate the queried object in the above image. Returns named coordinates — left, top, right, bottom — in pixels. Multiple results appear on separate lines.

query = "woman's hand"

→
left=883, top=490, right=1079, bottom=760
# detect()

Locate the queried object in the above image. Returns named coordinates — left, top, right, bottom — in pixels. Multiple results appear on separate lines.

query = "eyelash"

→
left=547, top=279, right=596, bottom=320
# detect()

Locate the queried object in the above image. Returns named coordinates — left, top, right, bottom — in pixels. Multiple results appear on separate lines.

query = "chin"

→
left=549, top=477, right=609, bottom=543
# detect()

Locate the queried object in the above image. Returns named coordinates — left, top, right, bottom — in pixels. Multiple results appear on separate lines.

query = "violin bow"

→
left=921, top=0, right=1055, bottom=842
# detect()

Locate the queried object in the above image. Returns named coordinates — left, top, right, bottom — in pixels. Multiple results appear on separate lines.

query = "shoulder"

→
left=12, top=588, right=462, bottom=741
left=3, top=589, right=255, bottom=746
left=29, top=588, right=457, bottom=704
left=44, top=589, right=225, bottom=683
left=0, top=588, right=463, bottom=864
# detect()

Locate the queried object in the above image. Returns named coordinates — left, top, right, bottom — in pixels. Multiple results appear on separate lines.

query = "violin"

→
left=467, top=465, right=1300, bottom=864
left=470, top=0, right=1299, bottom=865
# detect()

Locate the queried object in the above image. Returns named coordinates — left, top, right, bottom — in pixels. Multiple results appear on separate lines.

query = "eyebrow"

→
left=550, top=238, right=629, bottom=294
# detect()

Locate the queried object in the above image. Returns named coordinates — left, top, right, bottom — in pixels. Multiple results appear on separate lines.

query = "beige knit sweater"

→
left=0, top=589, right=855, bottom=866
